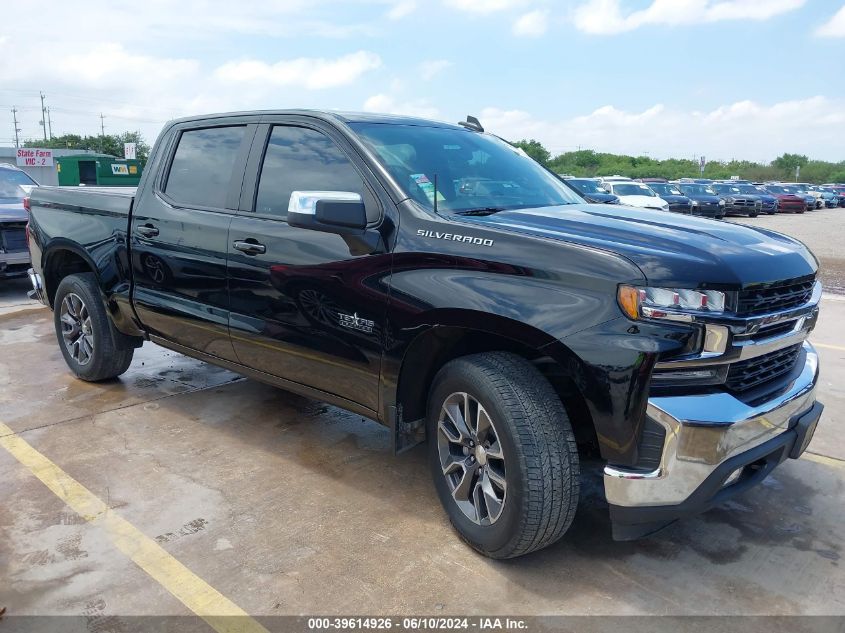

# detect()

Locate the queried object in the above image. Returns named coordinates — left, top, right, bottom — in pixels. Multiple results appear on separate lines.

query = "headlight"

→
left=719, top=199, right=726, bottom=206
left=691, top=200, right=699, bottom=206
left=618, top=285, right=726, bottom=321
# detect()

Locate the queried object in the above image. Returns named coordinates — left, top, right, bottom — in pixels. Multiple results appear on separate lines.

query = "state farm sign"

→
left=16, top=148, right=54, bottom=167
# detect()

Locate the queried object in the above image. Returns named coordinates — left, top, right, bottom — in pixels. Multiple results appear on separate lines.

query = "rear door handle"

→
left=233, top=240, right=266, bottom=255
left=136, top=224, right=159, bottom=238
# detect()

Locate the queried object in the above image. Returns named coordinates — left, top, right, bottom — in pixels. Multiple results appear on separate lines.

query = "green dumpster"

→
left=56, top=154, right=143, bottom=187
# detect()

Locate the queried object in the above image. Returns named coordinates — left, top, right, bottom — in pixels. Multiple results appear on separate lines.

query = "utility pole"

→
left=46, top=106, right=53, bottom=140
left=99, top=113, right=106, bottom=153
left=11, top=107, right=21, bottom=149
left=39, top=91, right=48, bottom=142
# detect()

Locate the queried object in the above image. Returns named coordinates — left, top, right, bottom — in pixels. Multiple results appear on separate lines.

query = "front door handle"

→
left=136, top=224, right=159, bottom=238
left=233, top=240, right=266, bottom=255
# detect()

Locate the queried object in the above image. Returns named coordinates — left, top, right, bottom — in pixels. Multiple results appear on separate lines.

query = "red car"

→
left=761, top=184, right=806, bottom=213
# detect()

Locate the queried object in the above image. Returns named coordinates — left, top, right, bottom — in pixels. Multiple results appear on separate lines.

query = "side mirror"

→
left=287, top=191, right=367, bottom=233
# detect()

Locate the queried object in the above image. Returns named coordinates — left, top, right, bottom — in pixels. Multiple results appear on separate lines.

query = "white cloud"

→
left=815, top=3, right=845, bottom=37
left=418, top=59, right=453, bottom=80
left=513, top=9, right=549, bottom=36
left=214, top=51, right=382, bottom=90
left=573, top=0, right=806, bottom=35
left=387, top=0, right=418, bottom=19
left=443, top=0, right=526, bottom=15
left=479, top=97, right=845, bottom=162
left=363, top=94, right=441, bottom=119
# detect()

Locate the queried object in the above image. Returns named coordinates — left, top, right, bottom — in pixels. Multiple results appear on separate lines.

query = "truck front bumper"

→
left=604, top=341, right=821, bottom=540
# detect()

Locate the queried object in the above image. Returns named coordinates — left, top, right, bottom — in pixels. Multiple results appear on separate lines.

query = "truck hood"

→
left=0, top=200, right=27, bottom=222
left=464, top=204, right=817, bottom=287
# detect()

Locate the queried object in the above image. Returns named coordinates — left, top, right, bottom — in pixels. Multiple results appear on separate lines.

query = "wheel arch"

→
left=390, top=313, right=597, bottom=454
left=43, top=241, right=99, bottom=308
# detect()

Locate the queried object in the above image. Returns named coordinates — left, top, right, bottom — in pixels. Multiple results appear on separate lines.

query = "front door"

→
left=130, top=120, right=257, bottom=360
left=227, top=121, right=392, bottom=412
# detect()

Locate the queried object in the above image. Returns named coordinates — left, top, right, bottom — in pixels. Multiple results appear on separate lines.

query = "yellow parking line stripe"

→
left=813, top=342, right=845, bottom=352
left=0, top=422, right=269, bottom=633
left=803, top=451, right=845, bottom=469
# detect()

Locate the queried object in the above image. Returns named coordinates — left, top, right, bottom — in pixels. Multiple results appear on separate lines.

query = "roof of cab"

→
left=166, top=109, right=466, bottom=130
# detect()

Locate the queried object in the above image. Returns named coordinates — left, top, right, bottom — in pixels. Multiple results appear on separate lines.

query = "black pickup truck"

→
left=27, top=110, right=823, bottom=558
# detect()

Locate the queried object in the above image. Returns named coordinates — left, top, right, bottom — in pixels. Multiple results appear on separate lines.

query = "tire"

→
left=54, top=273, right=134, bottom=381
left=797, top=209, right=805, bottom=214
left=426, top=352, right=580, bottom=559
left=749, top=211, right=759, bottom=218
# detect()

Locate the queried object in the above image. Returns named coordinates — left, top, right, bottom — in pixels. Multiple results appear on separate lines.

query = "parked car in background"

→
left=602, top=181, right=670, bottom=211
left=0, top=163, right=36, bottom=278
left=711, top=183, right=762, bottom=217
left=823, top=184, right=845, bottom=207
left=725, top=182, right=779, bottom=215
left=760, top=184, right=807, bottom=214
left=559, top=177, right=620, bottom=204
left=643, top=181, right=693, bottom=214
left=810, top=186, right=839, bottom=208
left=675, top=183, right=726, bottom=219
left=776, top=184, right=817, bottom=211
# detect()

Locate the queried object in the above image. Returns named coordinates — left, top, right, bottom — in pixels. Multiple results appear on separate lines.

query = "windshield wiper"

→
left=453, top=207, right=509, bottom=216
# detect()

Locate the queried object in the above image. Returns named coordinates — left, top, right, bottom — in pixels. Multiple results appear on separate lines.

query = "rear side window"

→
left=165, top=126, right=246, bottom=208
left=255, top=126, right=374, bottom=221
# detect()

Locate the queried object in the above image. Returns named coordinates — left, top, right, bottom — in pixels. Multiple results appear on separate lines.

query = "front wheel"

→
left=54, top=273, right=134, bottom=381
left=427, top=352, right=580, bottom=559
left=749, top=211, right=759, bottom=218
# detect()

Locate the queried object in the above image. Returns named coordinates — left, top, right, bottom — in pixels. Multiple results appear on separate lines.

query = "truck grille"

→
left=725, top=344, right=802, bottom=393
left=736, top=278, right=815, bottom=316
left=1, top=227, right=26, bottom=252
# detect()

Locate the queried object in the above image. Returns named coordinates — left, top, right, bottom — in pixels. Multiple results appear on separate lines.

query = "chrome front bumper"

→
left=605, top=341, right=819, bottom=509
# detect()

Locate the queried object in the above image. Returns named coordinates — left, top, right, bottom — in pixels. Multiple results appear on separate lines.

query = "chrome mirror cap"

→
left=288, top=191, right=363, bottom=216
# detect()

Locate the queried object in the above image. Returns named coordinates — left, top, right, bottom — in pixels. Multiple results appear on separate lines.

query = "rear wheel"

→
left=427, top=352, right=580, bottom=559
left=54, top=273, right=134, bottom=381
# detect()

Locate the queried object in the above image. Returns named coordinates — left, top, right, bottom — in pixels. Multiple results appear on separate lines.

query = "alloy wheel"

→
left=60, top=293, right=95, bottom=366
left=437, top=392, right=507, bottom=525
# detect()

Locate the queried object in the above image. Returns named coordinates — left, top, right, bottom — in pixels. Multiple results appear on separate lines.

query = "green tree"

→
left=512, top=139, right=551, bottom=166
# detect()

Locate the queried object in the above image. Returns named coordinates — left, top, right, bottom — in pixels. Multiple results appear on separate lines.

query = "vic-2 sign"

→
left=16, top=148, right=53, bottom=167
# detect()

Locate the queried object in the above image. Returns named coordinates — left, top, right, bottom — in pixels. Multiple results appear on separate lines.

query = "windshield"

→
left=648, top=183, right=682, bottom=196
left=737, top=185, right=763, bottom=194
left=679, top=184, right=716, bottom=196
left=569, top=179, right=608, bottom=195
left=612, top=183, right=656, bottom=197
left=0, top=168, right=37, bottom=203
left=349, top=123, right=582, bottom=213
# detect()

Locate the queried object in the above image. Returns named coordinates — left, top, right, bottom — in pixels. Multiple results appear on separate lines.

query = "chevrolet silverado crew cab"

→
left=27, top=111, right=823, bottom=558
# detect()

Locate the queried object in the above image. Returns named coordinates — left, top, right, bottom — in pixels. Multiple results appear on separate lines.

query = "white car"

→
left=603, top=181, right=670, bottom=211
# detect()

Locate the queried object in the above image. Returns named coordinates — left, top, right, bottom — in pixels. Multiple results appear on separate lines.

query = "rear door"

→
left=227, top=117, right=393, bottom=412
left=130, top=117, right=258, bottom=359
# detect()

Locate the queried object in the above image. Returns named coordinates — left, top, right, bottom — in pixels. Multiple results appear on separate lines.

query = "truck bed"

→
left=31, top=186, right=136, bottom=217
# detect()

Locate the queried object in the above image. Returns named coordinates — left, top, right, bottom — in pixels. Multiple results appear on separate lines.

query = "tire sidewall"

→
left=426, top=362, right=529, bottom=555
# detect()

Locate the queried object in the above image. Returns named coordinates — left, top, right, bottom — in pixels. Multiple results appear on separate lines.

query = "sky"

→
left=0, top=0, right=843, bottom=162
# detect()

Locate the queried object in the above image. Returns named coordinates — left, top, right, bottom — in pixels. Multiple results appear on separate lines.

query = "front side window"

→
left=350, top=123, right=582, bottom=213
left=165, top=126, right=246, bottom=208
left=255, top=126, right=371, bottom=221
